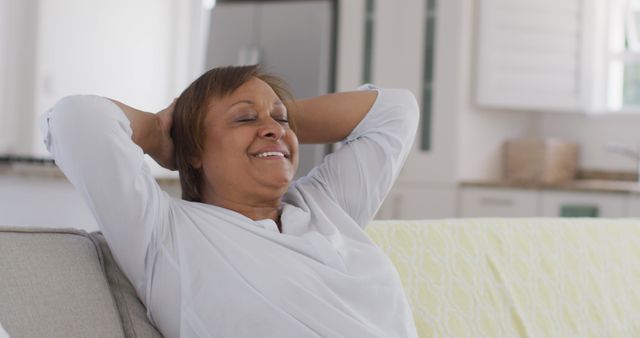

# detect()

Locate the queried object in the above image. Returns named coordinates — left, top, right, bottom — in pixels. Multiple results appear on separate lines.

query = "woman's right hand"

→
left=152, top=99, right=177, bottom=170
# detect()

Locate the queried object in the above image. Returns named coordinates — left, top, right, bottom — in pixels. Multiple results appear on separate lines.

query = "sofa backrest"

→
left=365, top=218, right=640, bottom=338
left=0, top=226, right=162, bottom=338
left=7, top=218, right=638, bottom=337
left=0, top=226, right=125, bottom=337
left=89, top=231, right=163, bottom=338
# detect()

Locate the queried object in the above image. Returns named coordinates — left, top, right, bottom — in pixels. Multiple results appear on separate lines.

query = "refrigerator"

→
left=204, top=0, right=336, bottom=178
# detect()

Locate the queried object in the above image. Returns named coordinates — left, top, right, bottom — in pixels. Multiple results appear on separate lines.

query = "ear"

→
left=190, top=156, right=202, bottom=169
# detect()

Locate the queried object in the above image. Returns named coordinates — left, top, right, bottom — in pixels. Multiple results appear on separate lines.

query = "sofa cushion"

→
left=89, top=231, right=163, bottom=338
left=366, top=219, right=640, bottom=338
left=0, top=226, right=125, bottom=337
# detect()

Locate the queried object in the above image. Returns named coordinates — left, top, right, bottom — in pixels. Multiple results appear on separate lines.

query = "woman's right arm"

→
left=40, top=95, right=173, bottom=296
left=109, top=99, right=176, bottom=170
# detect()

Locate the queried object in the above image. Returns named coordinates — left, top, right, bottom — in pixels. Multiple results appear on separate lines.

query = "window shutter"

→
left=475, top=0, right=596, bottom=111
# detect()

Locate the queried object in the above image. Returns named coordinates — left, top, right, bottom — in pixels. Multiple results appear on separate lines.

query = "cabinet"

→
left=0, top=172, right=182, bottom=231
left=0, top=175, right=99, bottom=231
left=459, top=185, right=634, bottom=218
left=459, top=186, right=539, bottom=217
left=205, top=1, right=334, bottom=177
left=377, top=184, right=458, bottom=220
left=539, top=190, right=627, bottom=217
left=627, top=195, right=640, bottom=217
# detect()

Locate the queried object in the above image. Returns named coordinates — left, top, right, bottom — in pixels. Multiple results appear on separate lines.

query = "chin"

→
left=261, top=175, right=292, bottom=189
left=277, top=177, right=293, bottom=188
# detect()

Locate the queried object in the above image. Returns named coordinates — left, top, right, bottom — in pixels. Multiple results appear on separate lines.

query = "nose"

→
left=258, top=117, right=285, bottom=140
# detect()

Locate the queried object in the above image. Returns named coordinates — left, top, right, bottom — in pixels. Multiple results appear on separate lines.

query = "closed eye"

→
left=272, top=113, right=289, bottom=123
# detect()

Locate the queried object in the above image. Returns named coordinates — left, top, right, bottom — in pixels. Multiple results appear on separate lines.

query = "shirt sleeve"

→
left=303, top=85, right=419, bottom=228
left=40, top=95, right=170, bottom=296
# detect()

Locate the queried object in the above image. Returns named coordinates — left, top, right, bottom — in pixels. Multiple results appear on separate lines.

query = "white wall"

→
left=0, top=0, right=209, bottom=230
left=31, top=0, right=175, bottom=157
left=455, top=0, right=539, bottom=182
left=1, top=0, right=38, bottom=155
left=539, top=112, right=640, bottom=172
left=27, top=0, right=208, bottom=177
left=0, top=0, right=7, bottom=152
left=0, top=0, right=209, bottom=159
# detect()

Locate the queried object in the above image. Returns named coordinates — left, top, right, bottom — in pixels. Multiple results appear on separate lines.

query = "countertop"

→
left=460, top=179, right=640, bottom=194
left=0, top=156, right=180, bottom=186
left=5, top=156, right=640, bottom=195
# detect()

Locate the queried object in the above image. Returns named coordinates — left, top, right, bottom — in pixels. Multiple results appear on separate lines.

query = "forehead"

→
left=204, top=77, right=282, bottom=122
left=206, top=77, right=286, bottom=119
left=223, top=77, right=279, bottom=105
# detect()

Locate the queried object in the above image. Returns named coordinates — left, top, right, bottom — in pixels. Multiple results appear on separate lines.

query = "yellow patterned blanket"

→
left=365, top=219, right=640, bottom=338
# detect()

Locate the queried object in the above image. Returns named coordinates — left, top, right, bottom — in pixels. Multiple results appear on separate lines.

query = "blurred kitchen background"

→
left=3, top=0, right=640, bottom=231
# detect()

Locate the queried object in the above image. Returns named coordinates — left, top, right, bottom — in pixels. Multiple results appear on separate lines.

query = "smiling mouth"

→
left=254, top=151, right=289, bottom=159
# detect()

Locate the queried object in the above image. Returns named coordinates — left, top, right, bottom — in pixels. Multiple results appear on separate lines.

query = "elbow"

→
left=41, top=95, right=89, bottom=151
left=404, top=89, right=420, bottom=127
left=373, top=88, right=420, bottom=150
left=43, top=95, right=117, bottom=150
left=49, top=95, right=97, bottom=122
left=394, top=89, right=420, bottom=136
left=46, top=95, right=93, bottom=130
left=48, top=94, right=120, bottom=132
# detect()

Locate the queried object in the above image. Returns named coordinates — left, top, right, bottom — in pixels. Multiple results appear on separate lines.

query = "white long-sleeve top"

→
left=41, top=85, right=419, bottom=338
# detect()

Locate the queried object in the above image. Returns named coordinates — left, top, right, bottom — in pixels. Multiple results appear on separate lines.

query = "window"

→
left=608, top=0, right=640, bottom=110
left=475, top=0, right=640, bottom=114
left=475, top=0, right=588, bottom=112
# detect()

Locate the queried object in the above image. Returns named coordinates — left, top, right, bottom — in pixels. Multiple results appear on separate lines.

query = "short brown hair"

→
left=171, top=65, right=293, bottom=202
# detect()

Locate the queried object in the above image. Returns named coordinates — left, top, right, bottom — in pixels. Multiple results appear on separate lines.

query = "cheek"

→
left=200, top=147, right=244, bottom=184
left=202, top=132, right=252, bottom=166
left=287, top=129, right=299, bottom=146
left=199, top=136, right=231, bottom=171
left=288, top=133, right=300, bottom=167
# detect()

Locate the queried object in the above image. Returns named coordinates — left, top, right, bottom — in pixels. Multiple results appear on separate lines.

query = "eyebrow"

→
left=224, top=100, right=253, bottom=113
left=224, top=99, right=285, bottom=113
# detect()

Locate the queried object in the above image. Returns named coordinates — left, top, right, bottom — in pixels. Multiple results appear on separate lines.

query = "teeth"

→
left=256, top=151, right=285, bottom=158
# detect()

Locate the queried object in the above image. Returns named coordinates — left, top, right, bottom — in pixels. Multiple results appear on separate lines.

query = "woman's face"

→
left=194, top=77, right=299, bottom=205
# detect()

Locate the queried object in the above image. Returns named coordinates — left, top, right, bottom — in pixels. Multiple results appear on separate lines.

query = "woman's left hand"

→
left=152, top=99, right=177, bottom=170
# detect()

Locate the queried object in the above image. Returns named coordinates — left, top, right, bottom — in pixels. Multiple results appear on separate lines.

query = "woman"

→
left=41, top=65, right=419, bottom=337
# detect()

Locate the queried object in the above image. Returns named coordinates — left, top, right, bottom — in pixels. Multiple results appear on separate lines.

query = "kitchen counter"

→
left=0, top=156, right=180, bottom=191
left=1, top=156, right=184, bottom=230
left=461, top=179, right=640, bottom=194
left=0, top=160, right=65, bottom=179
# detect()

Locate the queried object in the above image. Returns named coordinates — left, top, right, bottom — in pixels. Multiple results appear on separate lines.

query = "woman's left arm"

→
left=288, top=87, right=419, bottom=228
left=288, top=91, right=377, bottom=144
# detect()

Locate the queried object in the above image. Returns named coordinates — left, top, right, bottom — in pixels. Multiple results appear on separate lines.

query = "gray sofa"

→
left=0, top=226, right=163, bottom=338
left=5, top=219, right=640, bottom=337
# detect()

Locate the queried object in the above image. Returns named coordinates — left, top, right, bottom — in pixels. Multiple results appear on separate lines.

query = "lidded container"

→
left=503, top=138, right=579, bottom=184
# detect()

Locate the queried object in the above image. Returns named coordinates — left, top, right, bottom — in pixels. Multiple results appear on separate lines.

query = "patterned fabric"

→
left=365, top=219, right=640, bottom=338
